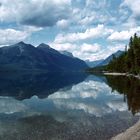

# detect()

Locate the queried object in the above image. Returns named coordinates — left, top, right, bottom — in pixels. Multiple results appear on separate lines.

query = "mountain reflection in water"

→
left=0, top=72, right=87, bottom=100
left=0, top=72, right=139, bottom=140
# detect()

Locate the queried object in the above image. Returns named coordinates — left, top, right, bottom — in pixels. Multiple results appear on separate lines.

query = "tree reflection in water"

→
left=106, top=75, right=140, bottom=115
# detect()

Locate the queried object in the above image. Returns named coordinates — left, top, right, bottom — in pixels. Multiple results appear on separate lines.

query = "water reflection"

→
left=0, top=72, right=139, bottom=140
left=0, top=72, right=87, bottom=100
left=106, top=75, right=140, bottom=115
left=0, top=97, right=27, bottom=114
left=47, top=75, right=128, bottom=117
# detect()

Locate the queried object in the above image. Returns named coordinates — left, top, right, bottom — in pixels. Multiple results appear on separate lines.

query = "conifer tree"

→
left=107, top=33, right=140, bottom=74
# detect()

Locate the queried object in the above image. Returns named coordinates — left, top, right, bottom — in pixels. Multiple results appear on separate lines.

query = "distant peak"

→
left=10, top=41, right=27, bottom=47
left=39, top=43, right=47, bottom=46
left=37, top=43, right=51, bottom=48
left=113, top=50, right=124, bottom=56
left=16, top=41, right=26, bottom=45
left=115, top=50, right=121, bottom=53
left=11, top=41, right=35, bottom=49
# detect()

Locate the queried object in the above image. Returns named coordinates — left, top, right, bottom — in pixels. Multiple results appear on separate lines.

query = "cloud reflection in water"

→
left=47, top=77, right=128, bottom=117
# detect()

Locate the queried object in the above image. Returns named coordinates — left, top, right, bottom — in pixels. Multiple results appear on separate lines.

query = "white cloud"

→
left=121, top=0, right=140, bottom=18
left=72, top=43, right=101, bottom=60
left=50, top=41, right=125, bottom=61
left=53, top=42, right=124, bottom=61
left=56, top=19, right=70, bottom=29
left=81, top=43, right=125, bottom=61
left=108, top=27, right=140, bottom=41
left=81, top=43, right=100, bottom=53
left=54, top=24, right=113, bottom=43
left=0, top=29, right=29, bottom=45
left=49, top=42, right=76, bottom=51
left=0, top=26, right=42, bottom=45
left=108, top=31, right=131, bottom=41
left=108, top=44, right=125, bottom=52
left=49, top=42, right=101, bottom=61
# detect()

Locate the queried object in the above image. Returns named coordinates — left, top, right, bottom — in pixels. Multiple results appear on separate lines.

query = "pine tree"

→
left=107, top=33, right=140, bottom=74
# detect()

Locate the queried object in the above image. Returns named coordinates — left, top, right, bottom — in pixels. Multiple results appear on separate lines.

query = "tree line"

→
left=107, top=33, right=140, bottom=74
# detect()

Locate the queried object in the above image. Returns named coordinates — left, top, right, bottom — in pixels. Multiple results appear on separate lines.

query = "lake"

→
left=0, top=72, right=139, bottom=140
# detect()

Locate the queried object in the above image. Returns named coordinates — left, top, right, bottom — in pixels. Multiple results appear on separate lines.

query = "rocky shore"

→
left=104, top=72, right=140, bottom=80
left=111, top=120, right=140, bottom=140
left=104, top=72, right=140, bottom=140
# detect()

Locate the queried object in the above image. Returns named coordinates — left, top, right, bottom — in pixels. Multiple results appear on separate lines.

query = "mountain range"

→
left=0, top=42, right=88, bottom=72
left=86, top=50, right=124, bottom=68
left=0, top=41, right=125, bottom=71
left=85, top=59, right=104, bottom=68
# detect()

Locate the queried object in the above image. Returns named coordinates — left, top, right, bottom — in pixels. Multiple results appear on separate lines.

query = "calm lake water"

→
left=0, top=72, right=139, bottom=140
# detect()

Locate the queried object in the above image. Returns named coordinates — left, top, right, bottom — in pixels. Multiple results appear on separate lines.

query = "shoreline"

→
left=103, top=72, right=140, bottom=80
left=105, top=72, right=140, bottom=139
left=111, top=119, right=140, bottom=140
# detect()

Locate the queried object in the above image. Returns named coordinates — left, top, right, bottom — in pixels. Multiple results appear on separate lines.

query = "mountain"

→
left=60, top=50, right=74, bottom=58
left=98, top=50, right=124, bottom=66
left=85, top=59, right=104, bottom=68
left=0, top=42, right=88, bottom=72
left=87, top=50, right=124, bottom=68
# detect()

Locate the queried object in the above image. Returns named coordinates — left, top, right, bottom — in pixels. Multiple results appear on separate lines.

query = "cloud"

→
left=54, top=24, right=113, bottom=43
left=120, top=0, right=140, bottom=27
left=80, top=43, right=100, bottom=53
left=121, top=0, right=140, bottom=19
left=49, top=42, right=101, bottom=61
left=0, top=0, right=114, bottom=28
left=0, top=0, right=72, bottom=27
left=108, top=27, right=140, bottom=41
left=0, top=26, right=42, bottom=45
left=108, top=44, right=125, bottom=52
left=0, top=29, right=29, bottom=45
left=79, top=43, right=125, bottom=61
left=72, top=43, right=101, bottom=60
left=108, top=31, right=131, bottom=41
left=79, top=15, right=96, bottom=25
left=56, top=19, right=70, bottom=29
left=50, top=41, right=125, bottom=61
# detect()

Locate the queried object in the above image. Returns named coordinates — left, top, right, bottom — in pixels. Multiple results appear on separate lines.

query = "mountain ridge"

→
left=86, top=50, right=124, bottom=68
left=0, top=42, right=88, bottom=72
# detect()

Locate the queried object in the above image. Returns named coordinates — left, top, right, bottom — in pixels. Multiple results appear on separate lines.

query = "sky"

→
left=0, top=0, right=140, bottom=61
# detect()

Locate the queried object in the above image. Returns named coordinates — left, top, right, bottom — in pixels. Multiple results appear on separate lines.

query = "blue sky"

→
left=0, top=0, right=140, bottom=61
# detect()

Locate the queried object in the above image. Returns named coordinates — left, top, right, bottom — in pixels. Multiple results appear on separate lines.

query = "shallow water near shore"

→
left=0, top=72, right=139, bottom=140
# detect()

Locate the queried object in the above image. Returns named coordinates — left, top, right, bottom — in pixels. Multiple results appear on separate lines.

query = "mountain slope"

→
left=85, top=59, right=104, bottom=68
left=98, top=50, right=124, bottom=66
left=0, top=42, right=88, bottom=71
left=60, top=51, right=74, bottom=58
left=87, top=50, right=124, bottom=68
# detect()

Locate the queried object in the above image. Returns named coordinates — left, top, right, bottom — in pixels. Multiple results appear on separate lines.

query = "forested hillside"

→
left=107, top=33, right=140, bottom=74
